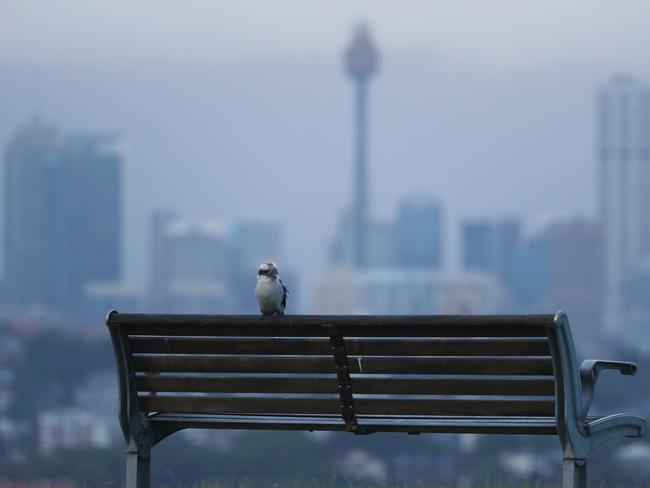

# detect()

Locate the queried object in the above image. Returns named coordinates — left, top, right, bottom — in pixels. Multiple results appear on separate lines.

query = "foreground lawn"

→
left=175, top=481, right=559, bottom=488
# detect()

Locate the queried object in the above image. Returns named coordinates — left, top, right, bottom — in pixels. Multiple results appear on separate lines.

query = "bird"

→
left=255, top=262, right=289, bottom=316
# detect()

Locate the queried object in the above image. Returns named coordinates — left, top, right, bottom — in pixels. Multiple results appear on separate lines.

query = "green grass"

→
left=158, top=480, right=650, bottom=488
left=159, top=479, right=559, bottom=488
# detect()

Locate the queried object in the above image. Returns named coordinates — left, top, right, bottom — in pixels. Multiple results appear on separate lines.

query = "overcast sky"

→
left=3, top=1, right=650, bottom=70
left=2, top=1, right=650, bottom=306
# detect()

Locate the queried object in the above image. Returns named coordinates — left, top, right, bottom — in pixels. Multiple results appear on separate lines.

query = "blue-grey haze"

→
left=0, top=60, right=608, bottom=292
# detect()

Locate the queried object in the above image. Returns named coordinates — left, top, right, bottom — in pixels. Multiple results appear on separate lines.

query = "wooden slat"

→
left=136, top=375, right=339, bottom=394
left=355, top=416, right=558, bottom=435
left=139, top=395, right=554, bottom=417
left=133, top=355, right=553, bottom=375
left=354, top=398, right=556, bottom=417
left=135, top=375, right=555, bottom=397
left=138, top=395, right=341, bottom=415
left=110, top=313, right=556, bottom=329
left=130, top=337, right=332, bottom=355
left=129, top=337, right=550, bottom=356
left=148, top=413, right=558, bottom=434
left=348, top=338, right=550, bottom=356
left=348, top=357, right=554, bottom=375
left=352, top=377, right=556, bottom=396
left=133, top=355, right=335, bottom=373
left=124, top=323, right=548, bottom=338
left=113, top=314, right=554, bottom=338
left=148, top=413, right=347, bottom=431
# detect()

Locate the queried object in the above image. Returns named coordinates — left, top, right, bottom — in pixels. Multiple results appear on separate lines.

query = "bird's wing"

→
left=279, top=279, right=289, bottom=310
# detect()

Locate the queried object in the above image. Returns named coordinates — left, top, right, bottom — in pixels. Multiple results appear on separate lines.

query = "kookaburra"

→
left=255, top=262, right=288, bottom=316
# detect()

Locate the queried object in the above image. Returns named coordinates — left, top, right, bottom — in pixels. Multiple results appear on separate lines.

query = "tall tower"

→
left=344, top=24, right=379, bottom=268
left=598, top=75, right=650, bottom=331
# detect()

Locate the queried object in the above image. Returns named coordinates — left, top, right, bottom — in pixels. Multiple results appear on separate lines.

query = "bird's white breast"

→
left=255, top=277, right=284, bottom=313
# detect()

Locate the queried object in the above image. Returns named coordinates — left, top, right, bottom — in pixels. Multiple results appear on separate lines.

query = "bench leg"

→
left=126, top=448, right=150, bottom=488
left=563, top=458, right=587, bottom=488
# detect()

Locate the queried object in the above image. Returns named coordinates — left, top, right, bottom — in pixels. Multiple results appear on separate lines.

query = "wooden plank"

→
left=348, top=338, right=550, bottom=356
left=124, top=323, right=548, bottom=338
left=139, top=395, right=553, bottom=417
left=355, top=416, right=558, bottom=435
left=136, top=375, right=339, bottom=394
left=109, top=313, right=557, bottom=329
left=135, top=374, right=555, bottom=397
left=129, top=337, right=332, bottom=355
left=148, top=413, right=346, bottom=431
left=347, top=357, right=554, bottom=375
left=138, top=395, right=341, bottom=415
left=133, top=355, right=336, bottom=373
left=352, top=377, right=556, bottom=396
left=148, top=413, right=558, bottom=434
left=132, top=355, right=553, bottom=375
left=354, top=398, right=556, bottom=417
left=129, top=337, right=550, bottom=356
left=113, top=314, right=554, bottom=338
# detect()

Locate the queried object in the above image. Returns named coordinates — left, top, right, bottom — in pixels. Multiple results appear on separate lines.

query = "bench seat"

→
left=107, top=312, right=646, bottom=488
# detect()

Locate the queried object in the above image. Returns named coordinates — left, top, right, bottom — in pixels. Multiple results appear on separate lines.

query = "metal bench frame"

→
left=106, top=311, right=646, bottom=488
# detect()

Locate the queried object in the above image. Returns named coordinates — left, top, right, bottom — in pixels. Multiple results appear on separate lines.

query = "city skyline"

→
left=0, top=20, right=648, bottom=322
left=1, top=67, right=645, bottom=319
left=3, top=1, right=650, bottom=288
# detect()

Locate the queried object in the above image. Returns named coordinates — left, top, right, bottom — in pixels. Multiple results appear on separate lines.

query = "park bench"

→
left=106, top=311, right=646, bottom=488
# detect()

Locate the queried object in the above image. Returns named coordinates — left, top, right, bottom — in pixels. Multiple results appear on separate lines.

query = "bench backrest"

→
left=108, top=313, right=579, bottom=439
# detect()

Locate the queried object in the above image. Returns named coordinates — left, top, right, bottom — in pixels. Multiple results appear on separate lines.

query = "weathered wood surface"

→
left=147, top=413, right=559, bottom=435
left=136, top=375, right=555, bottom=396
left=109, top=313, right=557, bottom=328
left=139, top=394, right=555, bottom=417
left=129, top=337, right=551, bottom=356
left=132, top=354, right=553, bottom=375
left=109, top=313, right=555, bottom=337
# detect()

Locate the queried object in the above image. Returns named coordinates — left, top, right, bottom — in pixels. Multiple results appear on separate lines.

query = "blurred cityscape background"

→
left=0, top=1, right=649, bottom=486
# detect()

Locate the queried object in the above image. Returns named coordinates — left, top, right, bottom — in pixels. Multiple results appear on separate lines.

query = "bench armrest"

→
left=579, top=360, right=637, bottom=419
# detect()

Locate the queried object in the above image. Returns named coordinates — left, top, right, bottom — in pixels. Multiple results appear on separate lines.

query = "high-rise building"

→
left=344, top=24, right=379, bottom=268
left=234, top=215, right=285, bottom=274
left=4, top=117, right=122, bottom=317
left=598, top=75, right=650, bottom=331
left=461, top=219, right=521, bottom=282
left=507, top=233, right=550, bottom=311
left=394, top=196, right=444, bottom=269
left=504, top=218, right=606, bottom=338
left=148, top=210, right=176, bottom=310
left=4, top=117, right=58, bottom=308
left=367, top=221, right=395, bottom=268
left=148, top=216, right=233, bottom=313
left=542, top=219, right=605, bottom=343
left=55, top=134, right=122, bottom=313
